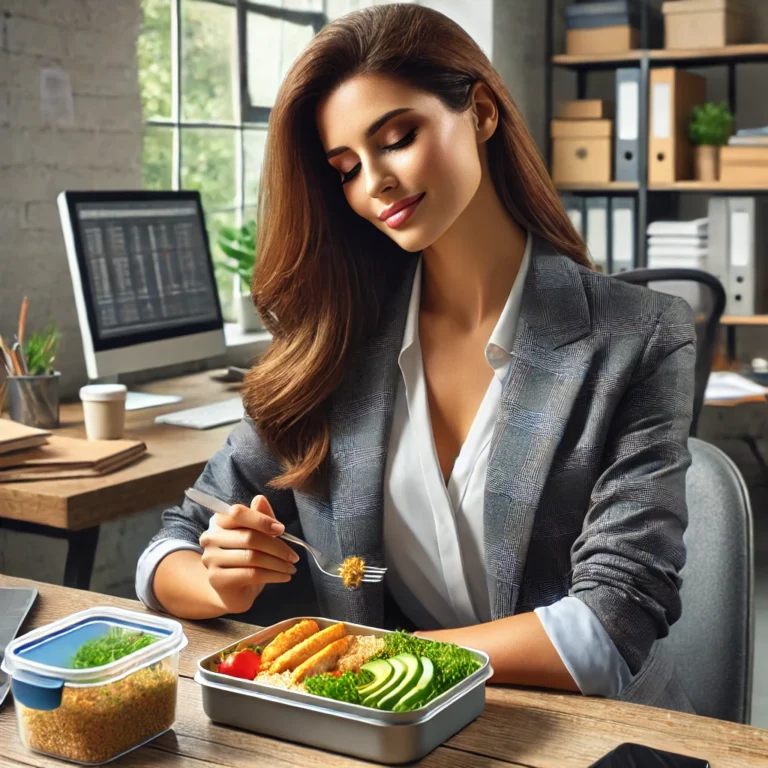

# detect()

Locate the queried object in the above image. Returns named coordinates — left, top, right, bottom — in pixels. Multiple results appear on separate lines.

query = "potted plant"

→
left=1, top=316, right=61, bottom=429
left=688, top=101, right=735, bottom=181
left=216, top=221, right=262, bottom=332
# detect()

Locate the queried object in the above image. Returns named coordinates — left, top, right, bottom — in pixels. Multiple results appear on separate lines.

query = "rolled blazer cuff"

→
left=536, top=596, right=633, bottom=697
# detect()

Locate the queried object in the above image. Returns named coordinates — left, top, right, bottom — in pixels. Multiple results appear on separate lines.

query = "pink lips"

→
left=379, top=193, right=425, bottom=229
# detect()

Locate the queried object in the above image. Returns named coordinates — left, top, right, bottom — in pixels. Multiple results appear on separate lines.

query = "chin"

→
left=386, top=226, right=441, bottom=253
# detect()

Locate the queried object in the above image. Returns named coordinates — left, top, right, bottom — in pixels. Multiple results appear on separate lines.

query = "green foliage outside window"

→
left=138, top=0, right=238, bottom=320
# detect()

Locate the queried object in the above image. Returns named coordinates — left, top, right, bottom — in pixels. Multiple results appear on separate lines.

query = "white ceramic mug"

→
left=79, top=384, right=127, bottom=440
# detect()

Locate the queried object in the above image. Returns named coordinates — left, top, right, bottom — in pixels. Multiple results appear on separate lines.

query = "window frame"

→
left=143, top=0, right=326, bottom=228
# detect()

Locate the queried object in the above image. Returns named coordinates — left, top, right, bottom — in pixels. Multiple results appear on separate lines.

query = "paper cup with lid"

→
left=79, top=384, right=127, bottom=440
left=1, top=606, right=188, bottom=765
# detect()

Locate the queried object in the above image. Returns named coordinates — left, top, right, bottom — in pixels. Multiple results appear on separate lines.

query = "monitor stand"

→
left=91, top=377, right=184, bottom=412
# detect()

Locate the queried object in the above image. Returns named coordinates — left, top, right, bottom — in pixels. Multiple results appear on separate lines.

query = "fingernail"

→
left=289, top=552, right=300, bottom=564
left=289, top=565, right=297, bottom=574
left=271, top=522, right=285, bottom=534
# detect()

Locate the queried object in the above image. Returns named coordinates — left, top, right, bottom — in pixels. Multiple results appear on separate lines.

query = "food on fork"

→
left=259, top=619, right=319, bottom=667
left=290, top=635, right=355, bottom=684
left=267, top=622, right=347, bottom=674
left=338, top=556, right=366, bottom=589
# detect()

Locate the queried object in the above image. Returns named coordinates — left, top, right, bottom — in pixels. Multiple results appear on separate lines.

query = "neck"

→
left=420, top=159, right=527, bottom=332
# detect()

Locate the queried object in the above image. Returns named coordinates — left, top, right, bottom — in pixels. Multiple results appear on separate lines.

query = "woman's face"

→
left=316, top=74, right=483, bottom=253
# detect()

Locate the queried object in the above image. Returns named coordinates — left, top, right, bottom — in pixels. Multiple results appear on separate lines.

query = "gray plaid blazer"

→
left=147, top=235, right=697, bottom=711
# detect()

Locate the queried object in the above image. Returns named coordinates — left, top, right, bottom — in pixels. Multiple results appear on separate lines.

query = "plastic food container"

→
left=195, top=617, right=493, bottom=765
left=1, top=607, right=187, bottom=765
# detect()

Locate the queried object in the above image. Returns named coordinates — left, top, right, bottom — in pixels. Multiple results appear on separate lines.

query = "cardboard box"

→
left=662, top=0, right=748, bottom=49
left=720, top=146, right=768, bottom=184
left=566, top=25, right=640, bottom=55
left=557, top=100, right=615, bottom=120
left=551, top=120, right=613, bottom=184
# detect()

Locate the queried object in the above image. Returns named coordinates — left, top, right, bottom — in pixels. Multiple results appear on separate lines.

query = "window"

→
left=138, top=0, right=325, bottom=321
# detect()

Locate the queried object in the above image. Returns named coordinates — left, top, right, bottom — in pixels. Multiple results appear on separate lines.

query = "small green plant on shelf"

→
left=216, top=221, right=257, bottom=287
left=688, top=101, right=735, bottom=147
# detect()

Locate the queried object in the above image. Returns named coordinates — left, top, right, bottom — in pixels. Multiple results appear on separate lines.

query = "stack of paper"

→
left=647, top=218, right=709, bottom=266
left=0, top=433, right=146, bottom=482
left=704, top=372, right=768, bottom=403
left=728, top=127, right=768, bottom=147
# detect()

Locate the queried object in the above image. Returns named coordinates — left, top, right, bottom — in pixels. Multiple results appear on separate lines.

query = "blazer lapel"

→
left=485, top=236, right=594, bottom=619
left=325, top=256, right=419, bottom=626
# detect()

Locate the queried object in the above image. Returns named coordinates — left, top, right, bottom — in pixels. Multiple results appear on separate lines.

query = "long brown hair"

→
left=244, top=4, right=589, bottom=494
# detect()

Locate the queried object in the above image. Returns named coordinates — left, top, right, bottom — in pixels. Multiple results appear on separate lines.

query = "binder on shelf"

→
left=648, top=68, right=706, bottom=184
left=561, top=193, right=586, bottom=238
left=586, top=197, right=610, bottom=273
left=611, top=197, right=636, bottom=273
left=615, top=68, right=640, bottom=183
left=726, top=197, right=768, bottom=316
left=707, top=197, right=730, bottom=311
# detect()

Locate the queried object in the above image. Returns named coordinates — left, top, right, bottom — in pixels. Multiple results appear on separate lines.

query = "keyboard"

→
left=154, top=397, right=245, bottom=430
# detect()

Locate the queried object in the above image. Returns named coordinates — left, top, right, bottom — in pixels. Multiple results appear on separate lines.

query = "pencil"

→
left=18, top=296, right=28, bottom=349
left=0, top=335, right=17, bottom=375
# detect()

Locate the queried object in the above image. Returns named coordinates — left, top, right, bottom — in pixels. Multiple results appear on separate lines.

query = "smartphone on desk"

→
left=589, top=743, right=710, bottom=767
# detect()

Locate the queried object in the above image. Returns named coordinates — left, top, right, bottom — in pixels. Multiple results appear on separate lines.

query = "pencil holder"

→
left=8, top=372, right=61, bottom=429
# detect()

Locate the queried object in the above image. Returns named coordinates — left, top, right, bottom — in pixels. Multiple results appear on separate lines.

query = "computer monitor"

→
left=58, top=190, right=226, bottom=409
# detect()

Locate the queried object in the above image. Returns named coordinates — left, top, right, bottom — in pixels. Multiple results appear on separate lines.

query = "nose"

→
left=365, top=160, right=397, bottom=200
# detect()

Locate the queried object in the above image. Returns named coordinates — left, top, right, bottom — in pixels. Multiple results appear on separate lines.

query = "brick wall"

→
left=0, top=0, right=145, bottom=596
left=0, top=0, right=143, bottom=401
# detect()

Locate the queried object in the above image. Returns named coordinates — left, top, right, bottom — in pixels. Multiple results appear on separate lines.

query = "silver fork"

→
left=185, top=488, right=386, bottom=584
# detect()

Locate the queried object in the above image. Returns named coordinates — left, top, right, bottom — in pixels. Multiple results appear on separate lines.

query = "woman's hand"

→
left=198, top=494, right=300, bottom=614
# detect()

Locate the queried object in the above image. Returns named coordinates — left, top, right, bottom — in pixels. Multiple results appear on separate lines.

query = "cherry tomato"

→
left=218, top=649, right=261, bottom=680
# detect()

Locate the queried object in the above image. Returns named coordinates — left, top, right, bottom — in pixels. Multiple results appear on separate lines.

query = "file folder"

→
left=707, top=197, right=729, bottom=311
left=586, top=197, right=609, bottom=273
left=561, top=194, right=585, bottom=238
left=615, top=68, right=640, bottom=183
left=611, top=197, right=636, bottom=273
left=726, top=197, right=768, bottom=316
left=648, top=68, right=706, bottom=184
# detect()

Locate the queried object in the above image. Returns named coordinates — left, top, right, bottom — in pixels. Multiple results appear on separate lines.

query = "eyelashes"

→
left=340, top=128, right=419, bottom=185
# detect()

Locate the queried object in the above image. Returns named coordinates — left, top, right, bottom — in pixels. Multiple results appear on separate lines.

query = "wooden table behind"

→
left=0, top=372, right=240, bottom=530
left=1, top=577, right=767, bottom=767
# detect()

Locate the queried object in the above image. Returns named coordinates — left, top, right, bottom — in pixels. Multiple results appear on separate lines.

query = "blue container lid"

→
left=1, top=607, right=187, bottom=710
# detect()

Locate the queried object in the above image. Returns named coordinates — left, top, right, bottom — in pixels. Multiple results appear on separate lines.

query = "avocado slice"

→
left=393, top=656, right=435, bottom=712
left=363, top=657, right=407, bottom=707
left=376, top=653, right=421, bottom=711
left=356, top=659, right=393, bottom=698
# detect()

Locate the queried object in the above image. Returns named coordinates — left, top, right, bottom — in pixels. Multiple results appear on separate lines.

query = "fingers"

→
left=202, top=546, right=298, bottom=576
left=201, top=525, right=298, bottom=563
left=208, top=567, right=293, bottom=593
left=215, top=495, right=285, bottom=536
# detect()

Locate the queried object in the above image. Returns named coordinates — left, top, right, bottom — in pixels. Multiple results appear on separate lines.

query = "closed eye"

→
left=340, top=129, right=419, bottom=185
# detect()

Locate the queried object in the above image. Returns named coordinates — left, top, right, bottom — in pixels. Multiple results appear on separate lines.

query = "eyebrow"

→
left=325, top=107, right=414, bottom=159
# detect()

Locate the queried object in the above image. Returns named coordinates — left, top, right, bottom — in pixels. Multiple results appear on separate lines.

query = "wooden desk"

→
left=0, top=372, right=240, bottom=588
left=1, top=576, right=767, bottom=767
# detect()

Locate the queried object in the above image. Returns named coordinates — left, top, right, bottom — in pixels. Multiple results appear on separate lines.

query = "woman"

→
left=137, top=5, right=695, bottom=710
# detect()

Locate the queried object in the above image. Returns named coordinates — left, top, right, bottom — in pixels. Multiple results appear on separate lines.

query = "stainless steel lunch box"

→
left=195, top=616, right=493, bottom=764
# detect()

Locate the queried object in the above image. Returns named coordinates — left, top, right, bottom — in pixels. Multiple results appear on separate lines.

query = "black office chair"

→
left=611, top=268, right=726, bottom=437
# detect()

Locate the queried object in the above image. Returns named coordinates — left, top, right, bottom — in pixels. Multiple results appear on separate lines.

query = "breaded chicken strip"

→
left=261, top=619, right=319, bottom=667
left=291, top=635, right=354, bottom=684
left=268, top=622, right=347, bottom=674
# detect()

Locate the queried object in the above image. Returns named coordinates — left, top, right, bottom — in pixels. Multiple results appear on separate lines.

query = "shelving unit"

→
left=545, top=0, right=768, bottom=268
left=555, top=181, right=639, bottom=192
